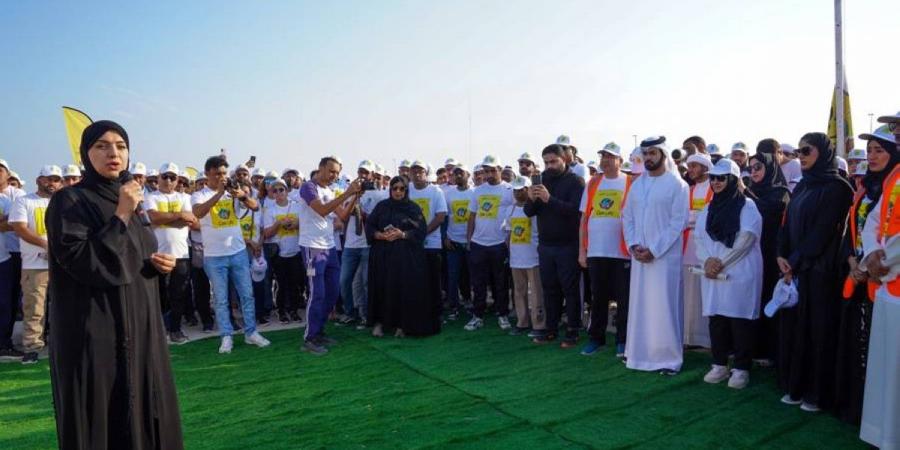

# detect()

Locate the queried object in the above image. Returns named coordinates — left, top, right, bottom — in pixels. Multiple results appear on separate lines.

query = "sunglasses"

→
left=392, top=186, right=407, bottom=192
left=709, top=174, right=729, bottom=182
left=797, top=146, right=815, bottom=156
left=161, top=174, right=178, bottom=182
left=272, top=188, right=286, bottom=193
left=750, top=163, right=765, bottom=172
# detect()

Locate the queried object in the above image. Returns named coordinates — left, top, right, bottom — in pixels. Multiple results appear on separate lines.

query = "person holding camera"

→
left=191, top=155, right=270, bottom=354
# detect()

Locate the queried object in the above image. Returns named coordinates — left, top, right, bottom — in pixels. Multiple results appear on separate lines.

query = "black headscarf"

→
left=748, top=153, right=789, bottom=198
left=795, top=132, right=852, bottom=193
left=861, top=137, right=900, bottom=206
left=79, top=120, right=130, bottom=203
left=706, top=174, right=746, bottom=248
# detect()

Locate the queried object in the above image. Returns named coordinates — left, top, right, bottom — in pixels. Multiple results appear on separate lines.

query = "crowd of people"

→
left=1, top=114, right=899, bottom=449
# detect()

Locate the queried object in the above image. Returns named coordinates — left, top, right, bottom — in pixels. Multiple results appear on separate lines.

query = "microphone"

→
left=118, top=170, right=152, bottom=226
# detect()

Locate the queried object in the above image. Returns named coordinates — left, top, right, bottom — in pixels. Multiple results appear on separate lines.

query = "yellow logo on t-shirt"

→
left=451, top=200, right=469, bottom=224
left=477, top=195, right=500, bottom=219
left=413, top=197, right=431, bottom=219
left=510, top=217, right=531, bottom=245
left=691, top=197, right=708, bottom=211
left=155, top=200, right=182, bottom=228
left=276, top=213, right=299, bottom=237
left=591, top=190, right=623, bottom=218
left=211, top=199, right=238, bottom=229
left=239, top=214, right=255, bottom=240
left=34, top=207, right=47, bottom=237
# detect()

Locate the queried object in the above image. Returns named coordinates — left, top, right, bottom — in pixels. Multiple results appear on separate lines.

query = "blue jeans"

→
left=446, top=243, right=470, bottom=309
left=339, top=247, right=369, bottom=319
left=204, top=251, right=257, bottom=337
left=303, top=247, right=340, bottom=342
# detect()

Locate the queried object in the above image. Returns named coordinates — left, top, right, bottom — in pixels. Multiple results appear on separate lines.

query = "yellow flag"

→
left=827, top=88, right=853, bottom=151
left=184, top=166, right=199, bottom=179
left=62, top=106, right=93, bottom=166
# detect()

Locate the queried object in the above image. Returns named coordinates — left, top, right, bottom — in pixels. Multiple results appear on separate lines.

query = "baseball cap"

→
left=373, top=163, right=385, bottom=175
left=63, top=164, right=81, bottom=177
left=859, top=125, right=897, bottom=144
left=598, top=142, right=622, bottom=158
left=131, top=162, right=147, bottom=176
left=399, top=159, right=411, bottom=168
left=180, top=170, right=194, bottom=182
left=282, top=167, right=299, bottom=177
left=877, top=111, right=900, bottom=124
left=847, top=148, right=867, bottom=161
left=709, top=159, right=740, bottom=178
left=480, top=155, right=502, bottom=168
left=41, top=165, right=63, bottom=178
left=147, top=169, right=160, bottom=178
left=0, top=159, right=8, bottom=170
left=556, top=135, right=572, bottom=146
left=444, top=157, right=459, bottom=167
left=473, top=164, right=484, bottom=173
left=452, top=163, right=470, bottom=174
left=251, top=167, right=266, bottom=177
left=159, top=162, right=180, bottom=176
left=510, top=175, right=532, bottom=190
left=410, top=160, right=428, bottom=171
left=358, top=159, right=376, bottom=172
left=518, top=152, right=536, bottom=163
left=731, top=142, right=749, bottom=154
left=707, top=143, right=722, bottom=155
left=621, top=161, right=633, bottom=174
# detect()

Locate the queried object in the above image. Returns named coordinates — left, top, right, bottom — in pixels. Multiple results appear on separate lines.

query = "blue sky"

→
left=1, top=0, right=897, bottom=182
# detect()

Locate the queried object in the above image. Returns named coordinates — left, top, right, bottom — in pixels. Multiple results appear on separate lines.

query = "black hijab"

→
left=795, top=132, right=852, bottom=193
left=79, top=120, right=130, bottom=203
left=706, top=174, right=746, bottom=248
left=861, top=138, right=900, bottom=206
left=748, top=153, right=789, bottom=197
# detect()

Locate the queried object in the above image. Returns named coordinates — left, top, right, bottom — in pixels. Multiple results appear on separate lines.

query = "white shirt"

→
left=146, top=191, right=192, bottom=259
left=570, top=163, right=591, bottom=183
left=9, top=193, right=50, bottom=270
left=190, top=187, right=247, bottom=257
left=579, top=175, right=629, bottom=259
left=298, top=181, right=336, bottom=250
left=2, top=185, right=24, bottom=253
left=344, top=190, right=385, bottom=249
left=408, top=183, right=448, bottom=250
left=262, top=200, right=301, bottom=257
left=445, top=187, right=474, bottom=244
left=506, top=205, right=539, bottom=268
left=468, top=183, right=514, bottom=246
left=684, top=180, right=712, bottom=266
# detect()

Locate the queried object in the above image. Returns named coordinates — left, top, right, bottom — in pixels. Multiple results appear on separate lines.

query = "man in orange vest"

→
left=683, top=153, right=713, bottom=349
left=858, top=111, right=900, bottom=450
left=578, top=142, right=632, bottom=358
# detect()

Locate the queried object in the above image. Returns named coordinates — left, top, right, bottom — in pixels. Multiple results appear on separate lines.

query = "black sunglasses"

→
left=797, top=146, right=815, bottom=156
left=161, top=174, right=178, bottom=182
left=709, top=174, right=729, bottom=182
left=750, top=163, right=764, bottom=172
left=391, top=186, right=407, bottom=192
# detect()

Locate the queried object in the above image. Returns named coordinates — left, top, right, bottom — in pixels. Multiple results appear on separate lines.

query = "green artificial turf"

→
left=1, top=319, right=866, bottom=449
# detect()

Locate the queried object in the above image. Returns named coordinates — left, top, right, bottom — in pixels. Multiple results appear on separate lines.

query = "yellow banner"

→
left=62, top=106, right=93, bottom=166
left=827, top=88, right=853, bottom=151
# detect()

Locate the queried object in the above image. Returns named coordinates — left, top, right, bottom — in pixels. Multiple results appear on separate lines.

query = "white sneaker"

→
left=464, top=317, right=483, bottom=331
left=727, top=369, right=749, bottom=389
left=800, top=402, right=820, bottom=412
left=780, top=394, right=802, bottom=405
left=498, top=316, right=511, bottom=330
left=219, top=336, right=233, bottom=354
left=703, top=364, right=730, bottom=384
left=245, top=332, right=271, bottom=348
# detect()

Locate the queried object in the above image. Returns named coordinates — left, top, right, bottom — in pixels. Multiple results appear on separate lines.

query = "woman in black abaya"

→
left=366, top=176, right=439, bottom=337
left=45, top=121, right=184, bottom=450
left=776, top=132, right=853, bottom=412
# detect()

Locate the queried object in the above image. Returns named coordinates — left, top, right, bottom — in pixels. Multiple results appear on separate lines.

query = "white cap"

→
left=158, top=163, right=178, bottom=175
left=853, top=161, right=868, bottom=176
left=518, top=152, right=536, bottom=163
left=556, top=135, right=572, bottom=147
left=40, top=165, right=63, bottom=178
left=621, top=160, right=633, bottom=174
left=251, top=167, right=266, bottom=177
left=686, top=153, right=713, bottom=170
left=847, top=148, right=867, bottom=161
left=780, top=143, right=796, bottom=155
left=180, top=170, right=194, bottom=182
left=147, top=169, right=160, bottom=178
left=480, top=155, right=502, bottom=168
left=444, top=157, right=459, bottom=167
left=358, top=159, right=376, bottom=172
left=859, top=125, right=897, bottom=144
left=877, top=111, right=900, bottom=124
left=473, top=163, right=484, bottom=172
left=510, top=175, right=532, bottom=190
left=265, top=170, right=279, bottom=179
left=8, top=170, right=22, bottom=185
left=196, top=172, right=207, bottom=181
left=282, top=167, right=299, bottom=177
left=452, top=163, right=470, bottom=173
left=731, top=142, right=749, bottom=154
left=629, top=147, right=645, bottom=175
left=598, top=142, right=622, bottom=158
left=709, top=159, right=740, bottom=178
left=0, top=159, right=8, bottom=170
left=836, top=156, right=848, bottom=173
left=63, top=164, right=81, bottom=177
left=410, top=160, right=429, bottom=172
left=399, top=159, right=411, bottom=168
left=373, top=163, right=385, bottom=175
left=587, top=161, right=598, bottom=170
left=707, top=143, right=722, bottom=155
left=250, top=256, right=268, bottom=283
left=270, top=178, right=288, bottom=188
left=131, top=162, right=147, bottom=176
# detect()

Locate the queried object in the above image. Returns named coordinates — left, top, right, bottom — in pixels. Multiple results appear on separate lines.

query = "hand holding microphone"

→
left=115, top=170, right=151, bottom=226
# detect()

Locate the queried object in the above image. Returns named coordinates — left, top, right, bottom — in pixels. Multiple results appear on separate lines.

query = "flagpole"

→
left=834, top=0, right=846, bottom=156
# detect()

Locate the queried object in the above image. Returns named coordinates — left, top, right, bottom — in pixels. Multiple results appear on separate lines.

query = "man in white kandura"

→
left=622, top=136, right=690, bottom=375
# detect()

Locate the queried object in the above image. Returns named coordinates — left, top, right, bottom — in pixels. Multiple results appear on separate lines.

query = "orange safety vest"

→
left=876, top=165, right=900, bottom=297
left=844, top=188, right=879, bottom=302
left=582, top=174, right=632, bottom=257
left=683, top=183, right=714, bottom=254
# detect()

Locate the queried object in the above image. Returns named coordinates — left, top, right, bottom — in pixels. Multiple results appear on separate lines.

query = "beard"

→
left=644, top=157, right=664, bottom=172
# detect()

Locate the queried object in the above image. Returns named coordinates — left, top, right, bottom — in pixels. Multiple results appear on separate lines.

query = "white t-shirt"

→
left=298, top=181, right=337, bottom=250
left=445, top=187, right=474, bottom=244
left=408, top=183, right=448, bottom=250
left=685, top=180, right=712, bottom=266
left=506, top=205, right=539, bottom=268
left=2, top=186, right=24, bottom=253
left=262, top=201, right=301, bottom=257
left=344, top=190, right=384, bottom=249
left=579, top=176, right=629, bottom=260
left=468, top=183, right=514, bottom=246
left=0, top=194, right=11, bottom=263
left=571, top=163, right=591, bottom=183
left=146, top=191, right=192, bottom=259
left=190, top=187, right=247, bottom=257
left=9, top=193, right=50, bottom=270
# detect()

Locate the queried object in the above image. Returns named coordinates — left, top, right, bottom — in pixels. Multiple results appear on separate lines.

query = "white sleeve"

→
left=862, top=197, right=883, bottom=259
left=144, top=193, right=160, bottom=211
left=694, top=209, right=712, bottom=263
left=182, top=194, right=192, bottom=212
left=190, top=191, right=203, bottom=206
left=9, top=196, right=27, bottom=224
left=434, top=188, right=448, bottom=214
left=649, top=178, right=690, bottom=258
left=622, top=182, right=637, bottom=248
left=579, top=185, right=588, bottom=213
left=262, top=206, right=276, bottom=228
left=720, top=231, right=756, bottom=268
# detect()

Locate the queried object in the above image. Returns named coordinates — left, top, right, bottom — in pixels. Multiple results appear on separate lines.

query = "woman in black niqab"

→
left=365, top=177, right=439, bottom=337
left=45, top=120, right=184, bottom=450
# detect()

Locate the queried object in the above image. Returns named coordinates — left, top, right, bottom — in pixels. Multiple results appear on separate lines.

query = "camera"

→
left=671, top=148, right=685, bottom=163
left=361, top=180, right=376, bottom=191
left=225, top=178, right=240, bottom=191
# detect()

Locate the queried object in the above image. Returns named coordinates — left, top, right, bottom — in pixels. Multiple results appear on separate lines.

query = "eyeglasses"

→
left=392, top=186, right=407, bottom=192
left=750, top=163, right=765, bottom=172
left=709, top=174, right=729, bottom=182
left=797, top=146, right=815, bottom=156
left=161, top=174, right=178, bottom=182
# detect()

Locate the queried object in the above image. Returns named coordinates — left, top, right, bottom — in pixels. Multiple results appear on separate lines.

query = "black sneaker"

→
left=337, top=315, right=356, bottom=325
left=257, top=316, right=270, bottom=326
left=0, top=346, right=24, bottom=362
left=301, top=340, right=328, bottom=355
left=290, top=311, right=303, bottom=323
left=279, top=313, right=291, bottom=324
left=21, top=352, right=39, bottom=365
left=532, top=334, right=558, bottom=345
left=169, top=331, right=189, bottom=345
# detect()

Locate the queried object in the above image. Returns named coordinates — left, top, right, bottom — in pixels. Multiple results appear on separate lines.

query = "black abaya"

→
left=365, top=197, right=440, bottom=337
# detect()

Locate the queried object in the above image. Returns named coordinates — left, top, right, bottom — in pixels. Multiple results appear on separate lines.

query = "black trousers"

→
left=538, top=244, right=581, bottom=337
left=160, top=259, right=191, bottom=333
left=709, top=315, right=755, bottom=370
left=274, top=253, right=303, bottom=316
left=190, top=265, right=214, bottom=326
left=469, top=243, right=509, bottom=318
left=587, top=257, right=630, bottom=345
left=425, top=249, right=443, bottom=316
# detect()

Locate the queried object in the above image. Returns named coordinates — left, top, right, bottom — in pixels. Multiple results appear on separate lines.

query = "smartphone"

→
left=530, top=174, right=542, bottom=186
left=247, top=155, right=257, bottom=168
left=383, top=224, right=398, bottom=232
